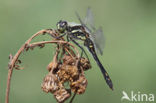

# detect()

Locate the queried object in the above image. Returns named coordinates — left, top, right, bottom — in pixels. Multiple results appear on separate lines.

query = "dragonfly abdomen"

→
left=84, top=38, right=113, bottom=90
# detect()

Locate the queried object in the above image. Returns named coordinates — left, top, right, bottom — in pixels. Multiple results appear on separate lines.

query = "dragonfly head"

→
left=56, top=20, right=68, bottom=33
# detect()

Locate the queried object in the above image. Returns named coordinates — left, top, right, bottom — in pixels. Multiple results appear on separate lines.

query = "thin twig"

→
left=28, top=41, right=79, bottom=58
left=5, top=29, right=81, bottom=103
left=69, top=88, right=78, bottom=103
left=5, top=29, right=63, bottom=103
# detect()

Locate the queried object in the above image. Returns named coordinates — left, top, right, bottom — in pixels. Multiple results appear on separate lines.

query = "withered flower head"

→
left=6, top=29, right=92, bottom=103
left=62, top=55, right=76, bottom=65
left=70, top=74, right=88, bottom=94
left=54, top=87, right=71, bottom=103
left=41, top=73, right=59, bottom=93
left=79, top=57, right=91, bottom=71
left=42, top=43, right=91, bottom=103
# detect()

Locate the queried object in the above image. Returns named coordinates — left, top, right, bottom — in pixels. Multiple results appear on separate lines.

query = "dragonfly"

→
left=51, top=8, right=113, bottom=90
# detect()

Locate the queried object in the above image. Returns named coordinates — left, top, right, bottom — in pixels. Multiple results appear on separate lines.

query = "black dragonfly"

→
left=52, top=8, right=113, bottom=90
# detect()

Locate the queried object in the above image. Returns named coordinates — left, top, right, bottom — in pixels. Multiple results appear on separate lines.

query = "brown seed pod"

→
left=47, top=61, right=58, bottom=72
left=79, top=57, right=91, bottom=71
left=63, top=55, right=76, bottom=65
left=53, top=87, right=71, bottom=103
left=42, top=51, right=91, bottom=102
left=41, top=73, right=59, bottom=93
left=70, top=74, right=88, bottom=94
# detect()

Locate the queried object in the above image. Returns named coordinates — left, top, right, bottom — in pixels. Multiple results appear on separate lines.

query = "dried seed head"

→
left=47, top=61, right=58, bottom=72
left=41, top=73, right=59, bottom=93
left=80, top=57, right=91, bottom=71
left=42, top=54, right=91, bottom=102
left=63, top=55, right=76, bottom=65
left=57, top=65, right=79, bottom=83
left=57, top=65, right=70, bottom=83
left=53, top=88, right=71, bottom=103
left=70, top=75, right=88, bottom=94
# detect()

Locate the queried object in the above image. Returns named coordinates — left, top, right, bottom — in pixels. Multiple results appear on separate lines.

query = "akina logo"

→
left=121, top=91, right=154, bottom=102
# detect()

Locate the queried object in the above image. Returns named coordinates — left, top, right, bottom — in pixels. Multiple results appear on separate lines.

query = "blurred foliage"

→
left=0, top=0, right=156, bottom=103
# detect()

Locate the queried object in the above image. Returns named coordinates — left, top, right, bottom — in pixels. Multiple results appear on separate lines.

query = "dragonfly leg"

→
left=69, top=38, right=90, bottom=72
left=66, top=35, right=70, bottom=42
left=69, top=37, right=89, bottom=61
left=55, top=33, right=66, bottom=39
left=45, top=29, right=66, bottom=39
left=50, top=33, right=66, bottom=39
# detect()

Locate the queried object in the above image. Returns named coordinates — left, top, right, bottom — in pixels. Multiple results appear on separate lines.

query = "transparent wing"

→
left=93, top=27, right=105, bottom=55
left=75, top=12, right=85, bottom=26
left=76, top=8, right=105, bottom=55
left=84, top=7, right=95, bottom=30
left=84, top=8, right=105, bottom=55
left=75, top=11, right=92, bottom=33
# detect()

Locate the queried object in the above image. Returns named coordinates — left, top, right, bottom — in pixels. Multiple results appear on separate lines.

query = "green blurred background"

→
left=1, top=0, right=156, bottom=103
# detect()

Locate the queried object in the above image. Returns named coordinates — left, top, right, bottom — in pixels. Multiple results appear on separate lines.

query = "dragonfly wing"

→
left=84, top=7, right=95, bottom=30
left=84, top=8, right=100, bottom=53
left=75, top=11, right=92, bottom=33
left=93, top=27, right=105, bottom=55
left=76, top=8, right=105, bottom=55
left=75, top=12, right=85, bottom=26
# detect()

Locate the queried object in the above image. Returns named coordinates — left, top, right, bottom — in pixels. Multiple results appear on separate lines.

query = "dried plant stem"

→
left=69, top=89, right=78, bottom=103
left=6, top=29, right=47, bottom=103
left=29, top=40, right=79, bottom=58
left=5, top=29, right=79, bottom=103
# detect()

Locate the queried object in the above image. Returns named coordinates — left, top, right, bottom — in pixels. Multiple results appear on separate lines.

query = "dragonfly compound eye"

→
left=57, top=20, right=68, bottom=33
